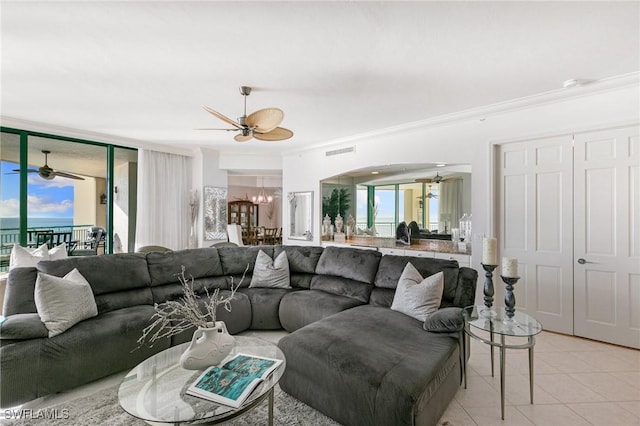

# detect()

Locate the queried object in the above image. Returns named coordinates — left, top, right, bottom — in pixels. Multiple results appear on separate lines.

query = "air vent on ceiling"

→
left=325, top=146, right=355, bottom=157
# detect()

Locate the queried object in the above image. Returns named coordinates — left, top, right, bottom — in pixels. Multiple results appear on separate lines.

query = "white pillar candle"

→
left=482, top=237, right=498, bottom=265
left=502, top=257, right=519, bottom=278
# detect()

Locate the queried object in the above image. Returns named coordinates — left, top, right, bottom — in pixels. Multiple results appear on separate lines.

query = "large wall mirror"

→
left=320, top=163, right=471, bottom=239
left=288, top=191, right=313, bottom=240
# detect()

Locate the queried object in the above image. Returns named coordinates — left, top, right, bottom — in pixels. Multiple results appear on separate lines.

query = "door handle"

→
left=577, top=258, right=591, bottom=264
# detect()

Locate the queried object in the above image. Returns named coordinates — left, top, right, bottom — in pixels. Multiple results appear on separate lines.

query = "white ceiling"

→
left=1, top=1, right=638, bottom=156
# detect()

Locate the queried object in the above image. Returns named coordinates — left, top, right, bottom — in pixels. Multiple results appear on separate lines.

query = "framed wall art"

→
left=204, top=187, right=228, bottom=240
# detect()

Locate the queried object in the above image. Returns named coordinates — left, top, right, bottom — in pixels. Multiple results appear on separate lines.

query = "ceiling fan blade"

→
left=52, top=171, right=85, bottom=180
left=203, top=106, right=242, bottom=129
left=234, top=132, right=253, bottom=142
left=415, top=178, right=433, bottom=183
left=197, top=128, right=239, bottom=131
left=253, top=126, right=293, bottom=141
left=11, top=168, right=39, bottom=173
left=246, top=108, right=284, bottom=133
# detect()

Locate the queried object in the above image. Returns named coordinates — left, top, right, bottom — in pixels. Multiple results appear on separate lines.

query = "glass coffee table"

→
left=462, top=305, right=542, bottom=420
left=118, top=336, right=286, bottom=425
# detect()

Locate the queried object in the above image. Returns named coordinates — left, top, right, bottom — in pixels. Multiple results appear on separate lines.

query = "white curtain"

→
left=136, top=149, right=192, bottom=250
left=438, top=179, right=463, bottom=233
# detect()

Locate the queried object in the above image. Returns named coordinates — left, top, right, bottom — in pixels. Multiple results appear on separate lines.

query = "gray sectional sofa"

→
left=0, top=244, right=477, bottom=426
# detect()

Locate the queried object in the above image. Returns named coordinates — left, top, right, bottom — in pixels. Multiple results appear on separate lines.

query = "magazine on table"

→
left=186, top=353, right=283, bottom=408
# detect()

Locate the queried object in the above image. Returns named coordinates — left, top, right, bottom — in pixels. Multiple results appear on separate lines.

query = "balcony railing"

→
left=0, top=224, right=95, bottom=272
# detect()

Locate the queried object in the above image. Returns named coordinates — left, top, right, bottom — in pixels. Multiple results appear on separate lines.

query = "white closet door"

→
left=498, top=136, right=574, bottom=334
left=574, top=126, right=640, bottom=349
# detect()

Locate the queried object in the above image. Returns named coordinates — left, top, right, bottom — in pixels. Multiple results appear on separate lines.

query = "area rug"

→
left=3, top=385, right=340, bottom=426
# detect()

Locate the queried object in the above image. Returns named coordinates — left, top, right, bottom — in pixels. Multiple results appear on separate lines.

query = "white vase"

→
left=179, top=321, right=235, bottom=370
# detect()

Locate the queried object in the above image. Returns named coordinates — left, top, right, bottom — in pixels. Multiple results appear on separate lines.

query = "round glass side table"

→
left=462, top=305, right=543, bottom=420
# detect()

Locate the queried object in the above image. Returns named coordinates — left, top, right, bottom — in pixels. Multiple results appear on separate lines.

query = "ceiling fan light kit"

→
left=203, top=86, right=293, bottom=142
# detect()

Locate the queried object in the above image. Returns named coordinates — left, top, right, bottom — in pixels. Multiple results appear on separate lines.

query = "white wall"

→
left=282, top=84, right=640, bottom=301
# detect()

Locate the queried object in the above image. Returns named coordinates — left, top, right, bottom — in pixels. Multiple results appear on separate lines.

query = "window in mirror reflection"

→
left=373, top=185, right=395, bottom=237
left=356, top=187, right=368, bottom=230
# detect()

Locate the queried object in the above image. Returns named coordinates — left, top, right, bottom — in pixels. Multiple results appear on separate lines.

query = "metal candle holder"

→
left=481, top=264, right=498, bottom=318
left=501, top=275, right=520, bottom=322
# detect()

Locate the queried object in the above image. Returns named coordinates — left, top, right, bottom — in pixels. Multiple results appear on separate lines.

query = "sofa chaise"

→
left=0, top=245, right=477, bottom=426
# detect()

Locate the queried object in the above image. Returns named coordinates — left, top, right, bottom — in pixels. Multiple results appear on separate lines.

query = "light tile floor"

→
left=441, top=331, right=640, bottom=426
left=16, top=330, right=640, bottom=426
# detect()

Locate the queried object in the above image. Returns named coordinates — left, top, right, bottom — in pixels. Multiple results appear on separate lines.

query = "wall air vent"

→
left=325, top=146, right=355, bottom=157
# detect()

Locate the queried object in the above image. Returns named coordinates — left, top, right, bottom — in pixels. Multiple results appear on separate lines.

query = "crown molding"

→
left=282, top=71, right=640, bottom=156
left=0, top=116, right=194, bottom=157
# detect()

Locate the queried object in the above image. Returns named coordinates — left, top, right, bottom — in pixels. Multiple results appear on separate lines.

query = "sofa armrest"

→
left=0, top=313, right=48, bottom=340
left=423, top=307, right=464, bottom=333
left=453, top=267, right=478, bottom=308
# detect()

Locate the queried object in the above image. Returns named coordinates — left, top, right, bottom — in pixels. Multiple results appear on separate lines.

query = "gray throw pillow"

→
left=249, top=250, right=291, bottom=289
left=0, top=313, right=49, bottom=340
left=34, top=268, right=98, bottom=337
left=423, top=307, right=464, bottom=333
left=390, top=263, right=443, bottom=322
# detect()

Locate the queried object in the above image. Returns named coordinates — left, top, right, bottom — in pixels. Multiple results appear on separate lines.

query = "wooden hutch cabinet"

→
left=227, top=200, right=259, bottom=231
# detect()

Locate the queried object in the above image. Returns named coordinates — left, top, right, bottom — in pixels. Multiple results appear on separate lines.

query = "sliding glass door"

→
left=0, top=127, right=137, bottom=270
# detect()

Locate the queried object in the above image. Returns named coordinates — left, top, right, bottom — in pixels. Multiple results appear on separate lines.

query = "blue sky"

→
left=0, top=161, right=74, bottom=218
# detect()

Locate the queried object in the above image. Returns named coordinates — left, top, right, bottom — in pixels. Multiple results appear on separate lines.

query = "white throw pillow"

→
left=9, top=243, right=49, bottom=270
left=35, top=268, right=98, bottom=337
left=249, top=250, right=291, bottom=289
left=49, top=243, right=68, bottom=261
left=390, top=263, right=444, bottom=322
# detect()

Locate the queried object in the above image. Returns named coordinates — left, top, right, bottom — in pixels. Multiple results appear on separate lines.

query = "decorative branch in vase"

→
left=189, top=190, right=199, bottom=249
left=138, top=264, right=248, bottom=369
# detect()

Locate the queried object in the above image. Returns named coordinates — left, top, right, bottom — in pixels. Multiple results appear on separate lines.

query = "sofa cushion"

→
left=217, top=245, right=273, bottom=277
left=289, top=273, right=315, bottom=289
left=37, top=253, right=151, bottom=295
left=9, top=244, right=49, bottom=270
left=279, top=290, right=364, bottom=332
left=390, top=264, right=443, bottom=322
left=250, top=250, right=290, bottom=289
left=315, top=246, right=382, bottom=284
left=238, top=288, right=292, bottom=329
left=37, top=305, right=168, bottom=397
left=374, top=255, right=460, bottom=306
left=150, top=276, right=228, bottom=304
left=35, top=269, right=98, bottom=337
left=48, top=244, right=68, bottom=261
left=0, top=313, right=48, bottom=340
left=310, top=275, right=373, bottom=303
left=169, top=291, right=252, bottom=345
left=146, top=248, right=223, bottom=286
left=3, top=267, right=38, bottom=315
left=37, top=254, right=153, bottom=314
left=274, top=245, right=324, bottom=274
left=0, top=335, right=43, bottom=406
left=278, top=305, right=461, bottom=426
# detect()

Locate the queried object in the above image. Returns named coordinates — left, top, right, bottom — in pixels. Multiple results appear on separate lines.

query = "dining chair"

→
left=227, top=224, right=245, bottom=247
left=263, top=228, right=278, bottom=245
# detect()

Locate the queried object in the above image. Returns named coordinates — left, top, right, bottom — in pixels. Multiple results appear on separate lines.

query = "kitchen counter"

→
left=321, top=236, right=472, bottom=256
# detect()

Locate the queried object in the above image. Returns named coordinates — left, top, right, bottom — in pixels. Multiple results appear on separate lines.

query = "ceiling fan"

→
left=426, top=185, right=438, bottom=199
left=12, top=150, right=85, bottom=180
left=201, top=86, right=293, bottom=142
left=415, top=172, right=448, bottom=184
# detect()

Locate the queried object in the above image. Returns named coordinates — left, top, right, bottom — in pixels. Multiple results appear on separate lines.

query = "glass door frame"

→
left=1, top=126, right=136, bottom=253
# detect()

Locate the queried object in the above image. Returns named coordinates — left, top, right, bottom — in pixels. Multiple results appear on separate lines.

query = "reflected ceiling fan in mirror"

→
left=415, top=172, right=448, bottom=184
left=12, top=150, right=85, bottom=180
left=426, top=185, right=438, bottom=199
left=201, top=86, right=293, bottom=142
